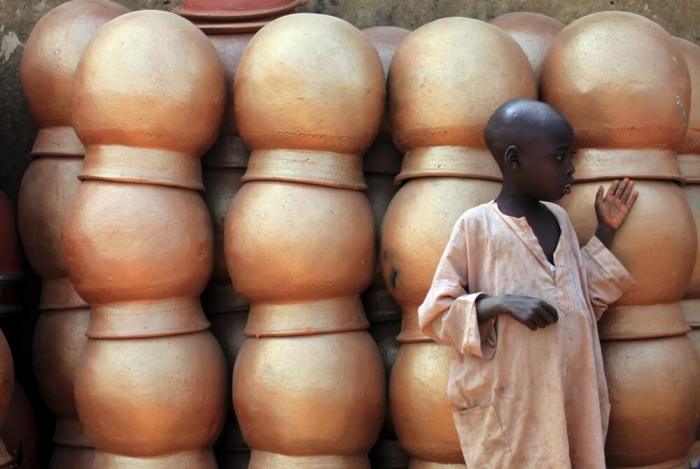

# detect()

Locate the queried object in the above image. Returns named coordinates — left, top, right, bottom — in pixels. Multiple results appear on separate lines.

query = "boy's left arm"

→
left=582, top=178, right=639, bottom=320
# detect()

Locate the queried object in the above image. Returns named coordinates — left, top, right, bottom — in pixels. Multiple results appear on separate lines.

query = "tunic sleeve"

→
left=581, top=236, right=637, bottom=320
left=417, top=216, right=496, bottom=359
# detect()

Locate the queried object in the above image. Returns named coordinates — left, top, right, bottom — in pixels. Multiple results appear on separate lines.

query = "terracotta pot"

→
left=18, top=159, right=86, bottom=310
left=63, top=182, right=213, bottom=338
left=176, top=0, right=305, bottom=21
left=233, top=331, right=385, bottom=467
left=490, top=12, right=564, bottom=80
left=541, top=12, right=690, bottom=156
left=234, top=14, right=384, bottom=173
left=390, top=342, right=463, bottom=467
left=603, top=334, right=700, bottom=467
left=71, top=12, right=225, bottom=190
left=20, top=0, right=129, bottom=157
left=389, top=17, right=535, bottom=181
left=74, top=332, right=226, bottom=464
left=381, top=178, right=500, bottom=342
left=676, top=37, right=700, bottom=159
left=32, top=308, right=90, bottom=449
left=560, top=180, right=696, bottom=306
left=226, top=181, right=374, bottom=335
left=1, top=382, right=39, bottom=469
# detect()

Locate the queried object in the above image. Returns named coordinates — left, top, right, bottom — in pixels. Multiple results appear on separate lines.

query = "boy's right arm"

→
left=418, top=217, right=559, bottom=359
left=417, top=216, right=497, bottom=359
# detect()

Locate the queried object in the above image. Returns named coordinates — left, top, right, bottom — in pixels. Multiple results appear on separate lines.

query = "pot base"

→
left=249, top=450, right=370, bottom=468
left=93, top=450, right=217, bottom=468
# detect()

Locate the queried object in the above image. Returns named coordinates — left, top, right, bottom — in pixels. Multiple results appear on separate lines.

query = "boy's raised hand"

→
left=595, top=178, right=639, bottom=231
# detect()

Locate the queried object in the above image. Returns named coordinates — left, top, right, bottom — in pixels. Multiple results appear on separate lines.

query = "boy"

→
left=417, top=98, right=638, bottom=468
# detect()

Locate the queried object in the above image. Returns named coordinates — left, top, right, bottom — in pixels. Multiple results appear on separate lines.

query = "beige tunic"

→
left=418, top=201, right=635, bottom=469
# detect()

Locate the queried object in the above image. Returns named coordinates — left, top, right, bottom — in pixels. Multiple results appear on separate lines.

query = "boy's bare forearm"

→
left=476, top=294, right=558, bottom=331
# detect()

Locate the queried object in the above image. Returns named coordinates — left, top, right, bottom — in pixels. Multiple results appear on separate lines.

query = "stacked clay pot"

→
left=542, top=12, right=700, bottom=468
left=176, top=4, right=304, bottom=466
left=63, top=11, right=227, bottom=468
left=1, top=382, right=40, bottom=469
left=676, top=36, right=700, bottom=463
left=490, top=12, right=564, bottom=80
left=226, top=13, right=386, bottom=468
left=362, top=25, right=411, bottom=469
left=18, top=2, right=128, bottom=467
left=382, top=18, right=535, bottom=467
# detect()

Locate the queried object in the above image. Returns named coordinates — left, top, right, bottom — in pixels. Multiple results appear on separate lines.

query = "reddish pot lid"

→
left=175, top=0, right=306, bottom=21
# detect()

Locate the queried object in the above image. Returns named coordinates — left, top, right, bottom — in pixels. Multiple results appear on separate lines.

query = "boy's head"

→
left=484, top=98, right=575, bottom=202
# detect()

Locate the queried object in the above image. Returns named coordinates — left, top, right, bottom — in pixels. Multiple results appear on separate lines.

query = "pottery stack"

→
left=175, top=2, right=303, bottom=467
left=63, top=11, right=227, bottom=468
left=226, top=13, right=385, bottom=468
left=543, top=12, right=700, bottom=468
left=382, top=17, right=535, bottom=467
left=490, top=12, right=564, bottom=80
left=18, top=2, right=128, bottom=467
left=361, top=25, right=411, bottom=469
left=676, top=36, right=700, bottom=463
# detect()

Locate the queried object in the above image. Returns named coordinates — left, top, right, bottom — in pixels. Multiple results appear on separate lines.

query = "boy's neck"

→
left=495, top=184, right=543, bottom=218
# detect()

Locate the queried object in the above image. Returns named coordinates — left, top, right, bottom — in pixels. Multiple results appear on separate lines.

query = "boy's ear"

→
left=504, top=145, right=521, bottom=170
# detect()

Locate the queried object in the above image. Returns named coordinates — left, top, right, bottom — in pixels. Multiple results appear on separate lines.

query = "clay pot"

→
left=490, top=12, right=564, bottom=80
left=390, top=342, right=463, bottom=467
left=541, top=12, right=690, bottom=157
left=177, top=0, right=305, bottom=20
left=560, top=181, right=696, bottom=305
left=226, top=181, right=374, bottom=335
left=18, top=159, right=86, bottom=310
left=382, top=178, right=500, bottom=342
left=20, top=0, right=130, bottom=157
left=234, top=14, right=384, bottom=173
left=232, top=332, right=385, bottom=467
left=389, top=17, right=535, bottom=181
left=75, top=332, right=227, bottom=463
left=1, top=382, right=39, bottom=469
left=64, top=10, right=227, bottom=467
left=603, top=335, right=700, bottom=467
left=63, top=182, right=213, bottom=338
left=32, top=308, right=90, bottom=449
left=71, top=12, right=225, bottom=190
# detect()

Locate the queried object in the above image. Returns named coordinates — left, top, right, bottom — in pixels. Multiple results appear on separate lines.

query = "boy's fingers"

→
left=625, top=190, right=639, bottom=209
left=608, top=180, right=620, bottom=200
left=620, top=179, right=635, bottom=203
left=615, top=178, right=629, bottom=197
